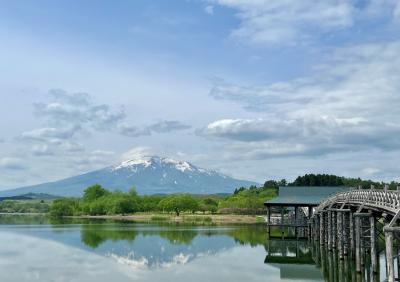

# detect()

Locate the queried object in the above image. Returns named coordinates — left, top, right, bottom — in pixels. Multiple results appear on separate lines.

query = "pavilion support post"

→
left=320, top=212, right=325, bottom=245
left=385, top=230, right=395, bottom=282
left=328, top=210, right=332, bottom=250
left=370, top=216, right=378, bottom=273
left=338, top=211, right=343, bottom=259
left=355, top=216, right=362, bottom=272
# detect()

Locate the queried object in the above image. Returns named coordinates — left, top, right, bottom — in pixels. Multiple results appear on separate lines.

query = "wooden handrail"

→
left=315, top=189, right=400, bottom=214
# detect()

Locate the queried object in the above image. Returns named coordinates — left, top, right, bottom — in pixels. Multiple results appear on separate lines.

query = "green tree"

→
left=83, top=184, right=109, bottom=202
left=158, top=194, right=199, bottom=216
left=263, top=180, right=279, bottom=189
left=49, top=198, right=79, bottom=217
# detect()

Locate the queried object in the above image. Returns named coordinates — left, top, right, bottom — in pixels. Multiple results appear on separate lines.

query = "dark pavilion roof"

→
left=264, top=186, right=353, bottom=206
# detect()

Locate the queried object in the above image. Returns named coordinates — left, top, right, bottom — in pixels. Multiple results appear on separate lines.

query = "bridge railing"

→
left=316, top=189, right=400, bottom=214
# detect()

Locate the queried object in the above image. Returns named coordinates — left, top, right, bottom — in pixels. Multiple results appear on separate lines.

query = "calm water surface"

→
left=0, top=215, right=386, bottom=282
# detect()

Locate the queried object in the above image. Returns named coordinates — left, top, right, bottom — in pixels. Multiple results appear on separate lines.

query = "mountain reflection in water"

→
left=0, top=215, right=389, bottom=282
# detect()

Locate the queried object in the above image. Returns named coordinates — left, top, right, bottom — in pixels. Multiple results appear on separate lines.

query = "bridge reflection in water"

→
left=264, top=239, right=383, bottom=282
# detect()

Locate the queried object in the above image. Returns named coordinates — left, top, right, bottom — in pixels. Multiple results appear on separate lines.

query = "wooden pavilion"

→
left=264, top=186, right=352, bottom=239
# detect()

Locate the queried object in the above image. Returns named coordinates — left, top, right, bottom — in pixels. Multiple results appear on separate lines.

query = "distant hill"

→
left=0, top=193, right=59, bottom=201
left=0, top=156, right=258, bottom=197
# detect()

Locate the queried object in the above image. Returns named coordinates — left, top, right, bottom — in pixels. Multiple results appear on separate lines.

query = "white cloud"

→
left=120, top=147, right=155, bottom=162
left=0, top=158, right=27, bottom=170
left=118, top=120, right=191, bottom=137
left=204, top=5, right=214, bottom=15
left=21, top=125, right=81, bottom=142
left=362, top=167, right=381, bottom=176
left=205, top=40, right=400, bottom=159
left=209, top=0, right=399, bottom=46
left=34, top=89, right=125, bottom=131
left=31, top=144, right=54, bottom=156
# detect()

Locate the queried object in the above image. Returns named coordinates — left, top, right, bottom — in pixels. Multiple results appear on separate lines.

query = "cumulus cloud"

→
left=31, top=144, right=54, bottom=156
left=34, top=89, right=125, bottom=131
left=148, top=120, right=191, bottom=133
left=118, top=120, right=191, bottom=137
left=205, top=40, right=400, bottom=159
left=31, top=89, right=191, bottom=139
left=120, top=147, right=154, bottom=161
left=21, top=125, right=81, bottom=142
left=204, top=5, right=214, bottom=15
left=209, top=0, right=399, bottom=46
left=0, top=158, right=27, bottom=170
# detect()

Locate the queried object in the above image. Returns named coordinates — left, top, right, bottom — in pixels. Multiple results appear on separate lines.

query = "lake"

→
left=0, top=215, right=386, bottom=282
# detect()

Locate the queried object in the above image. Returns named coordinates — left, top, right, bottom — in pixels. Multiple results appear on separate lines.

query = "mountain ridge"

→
left=0, top=156, right=258, bottom=197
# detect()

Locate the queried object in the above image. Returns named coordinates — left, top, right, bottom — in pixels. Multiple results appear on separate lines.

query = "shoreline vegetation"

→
left=1, top=174, right=399, bottom=225
left=72, top=213, right=266, bottom=225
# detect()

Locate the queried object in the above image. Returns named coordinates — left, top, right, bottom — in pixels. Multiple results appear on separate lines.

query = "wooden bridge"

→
left=311, top=186, right=400, bottom=282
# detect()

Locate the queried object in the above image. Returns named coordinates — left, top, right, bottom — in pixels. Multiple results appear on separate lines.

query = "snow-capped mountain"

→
left=0, top=156, right=258, bottom=197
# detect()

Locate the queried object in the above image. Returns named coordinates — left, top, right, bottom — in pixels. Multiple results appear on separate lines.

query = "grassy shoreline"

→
left=72, top=213, right=267, bottom=225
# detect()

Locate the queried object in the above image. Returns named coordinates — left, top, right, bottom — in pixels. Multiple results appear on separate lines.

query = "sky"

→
left=1, top=0, right=400, bottom=190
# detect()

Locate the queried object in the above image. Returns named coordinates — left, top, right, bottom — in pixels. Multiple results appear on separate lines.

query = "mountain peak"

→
left=112, top=155, right=195, bottom=173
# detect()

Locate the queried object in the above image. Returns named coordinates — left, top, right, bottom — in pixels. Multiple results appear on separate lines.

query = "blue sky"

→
left=1, top=0, right=400, bottom=189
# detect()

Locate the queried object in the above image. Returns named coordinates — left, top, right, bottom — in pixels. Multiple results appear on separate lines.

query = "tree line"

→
left=49, top=183, right=278, bottom=217
left=49, top=173, right=399, bottom=218
left=289, top=174, right=400, bottom=189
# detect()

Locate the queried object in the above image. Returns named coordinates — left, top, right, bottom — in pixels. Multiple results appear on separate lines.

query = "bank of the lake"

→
left=73, top=213, right=267, bottom=225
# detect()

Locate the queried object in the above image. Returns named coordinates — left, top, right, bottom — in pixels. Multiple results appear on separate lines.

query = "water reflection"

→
left=314, top=244, right=382, bottom=282
left=264, top=238, right=384, bottom=282
left=0, top=215, right=388, bottom=282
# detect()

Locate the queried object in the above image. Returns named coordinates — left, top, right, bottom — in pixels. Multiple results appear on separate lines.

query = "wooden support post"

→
left=385, top=230, right=395, bottom=282
left=295, top=206, right=298, bottom=239
left=355, top=216, right=361, bottom=272
left=370, top=216, right=378, bottom=273
left=332, top=212, right=337, bottom=249
left=349, top=212, right=354, bottom=257
left=397, top=241, right=400, bottom=279
left=267, top=206, right=271, bottom=237
left=325, top=212, right=329, bottom=245
left=308, top=206, right=312, bottom=239
left=280, top=206, right=284, bottom=239
left=320, top=212, right=325, bottom=245
left=328, top=210, right=332, bottom=250
left=343, top=212, right=348, bottom=256
left=360, top=217, right=365, bottom=266
left=338, top=211, right=343, bottom=259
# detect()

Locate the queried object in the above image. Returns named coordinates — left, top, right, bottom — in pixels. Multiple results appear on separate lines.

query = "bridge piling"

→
left=338, top=211, right=344, bottom=259
left=355, top=216, right=361, bottom=272
left=343, top=211, right=349, bottom=256
left=370, top=216, right=378, bottom=273
left=328, top=210, right=332, bottom=250
left=385, top=229, right=395, bottom=282
left=349, top=212, right=354, bottom=258
left=320, top=212, right=325, bottom=245
left=332, top=212, right=337, bottom=249
left=302, top=187, right=400, bottom=281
